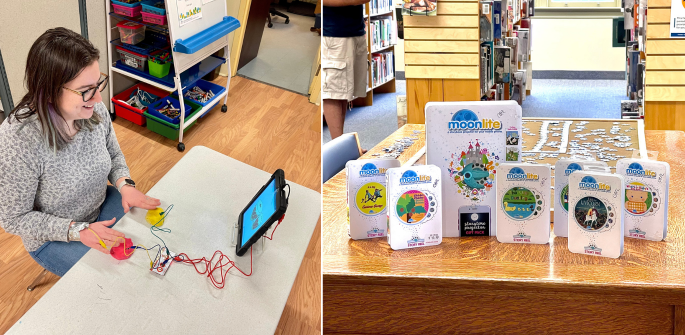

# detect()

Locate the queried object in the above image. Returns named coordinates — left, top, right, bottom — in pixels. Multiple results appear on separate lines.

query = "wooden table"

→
left=323, top=124, right=685, bottom=335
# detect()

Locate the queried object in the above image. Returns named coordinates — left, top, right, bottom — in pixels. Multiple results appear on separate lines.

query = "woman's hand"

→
left=120, top=186, right=161, bottom=213
left=79, top=218, right=125, bottom=253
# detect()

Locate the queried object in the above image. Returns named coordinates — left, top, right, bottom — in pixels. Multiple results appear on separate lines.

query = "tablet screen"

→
left=241, top=179, right=278, bottom=247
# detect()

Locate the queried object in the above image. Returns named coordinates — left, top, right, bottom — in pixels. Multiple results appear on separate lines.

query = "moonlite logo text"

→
left=359, top=167, right=387, bottom=177
left=579, top=182, right=611, bottom=191
left=506, top=167, right=538, bottom=181
left=507, top=173, right=539, bottom=180
left=579, top=176, right=611, bottom=192
left=625, top=162, right=656, bottom=179
left=359, top=163, right=387, bottom=177
left=448, top=119, right=502, bottom=130
left=400, top=175, right=432, bottom=185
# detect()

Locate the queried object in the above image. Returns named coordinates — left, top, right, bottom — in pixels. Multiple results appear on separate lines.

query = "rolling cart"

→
left=106, top=0, right=240, bottom=151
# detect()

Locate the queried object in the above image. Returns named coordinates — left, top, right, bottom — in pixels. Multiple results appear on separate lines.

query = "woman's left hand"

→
left=120, top=186, right=162, bottom=213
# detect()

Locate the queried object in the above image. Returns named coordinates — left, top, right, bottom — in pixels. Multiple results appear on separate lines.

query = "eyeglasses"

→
left=63, top=72, right=109, bottom=102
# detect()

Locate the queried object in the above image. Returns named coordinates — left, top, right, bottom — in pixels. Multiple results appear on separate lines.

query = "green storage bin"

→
left=148, top=60, right=171, bottom=78
left=144, top=99, right=202, bottom=140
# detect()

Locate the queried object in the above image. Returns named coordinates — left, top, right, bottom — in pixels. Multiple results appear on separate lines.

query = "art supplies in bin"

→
left=148, top=97, right=192, bottom=124
left=117, top=21, right=146, bottom=45
left=111, top=82, right=169, bottom=126
left=144, top=99, right=202, bottom=141
left=125, top=88, right=159, bottom=110
left=148, top=51, right=172, bottom=78
left=185, top=86, right=215, bottom=104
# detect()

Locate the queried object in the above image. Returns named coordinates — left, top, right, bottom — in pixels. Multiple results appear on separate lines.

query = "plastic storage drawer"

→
left=116, top=45, right=150, bottom=72
left=147, top=96, right=193, bottom=124
left=112, top=3, right=142, bottom=17
left=112, top=82, right=170, bottom=126
left=142, top=11, right=167, bottom=25
left=144, top=99, right=202, bottom=140
left=172, top=79, right=225, bottom=118
left=116, top=21, right=146, bottom=45
left=141, top=0, right=166, bottom=15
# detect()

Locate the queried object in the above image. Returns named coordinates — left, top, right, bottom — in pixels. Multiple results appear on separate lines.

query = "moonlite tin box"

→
left=554, top=159, right=609, bottom=237
left=616, top=158, right=670, bottom=241
left=386, top=165, right=442, bottom=250
left=346, top=158, right=401, bottom=240
left=426, top=101, right=522, bottom=237
left=496, top=163, right=551, bottom=244
left=568, top=171, right=625, bottom=258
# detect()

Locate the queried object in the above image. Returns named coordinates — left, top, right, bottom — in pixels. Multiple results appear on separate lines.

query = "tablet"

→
left=236, top=169, right=288, bottom=256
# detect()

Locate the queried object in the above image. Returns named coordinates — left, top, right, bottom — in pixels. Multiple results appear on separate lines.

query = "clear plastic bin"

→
left=117, top=21, right=146, bottom=45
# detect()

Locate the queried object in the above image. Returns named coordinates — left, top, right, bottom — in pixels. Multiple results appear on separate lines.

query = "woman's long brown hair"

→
left=9, top=27, right=101, bottom=152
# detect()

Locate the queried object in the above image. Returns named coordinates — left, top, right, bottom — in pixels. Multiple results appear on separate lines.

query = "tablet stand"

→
left=231, top=221, right=269, bottom=255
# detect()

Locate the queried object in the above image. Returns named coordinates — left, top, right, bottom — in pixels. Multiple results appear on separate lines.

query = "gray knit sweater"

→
left=0, top=102, right=130, bottom=252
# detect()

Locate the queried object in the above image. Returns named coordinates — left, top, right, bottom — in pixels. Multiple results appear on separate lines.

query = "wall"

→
left=87, top=1, right=111, bottom=104
left=0, top=1, right=82, bottom=105
left=220, top=0, right=242, bottom=76
left=531, top=17, right=625, bottom=71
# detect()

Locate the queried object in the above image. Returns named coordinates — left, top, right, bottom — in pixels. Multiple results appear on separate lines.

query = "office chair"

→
left=267, top=5, right=290, bottom=28
left=322, top=132, right=363, bottom=183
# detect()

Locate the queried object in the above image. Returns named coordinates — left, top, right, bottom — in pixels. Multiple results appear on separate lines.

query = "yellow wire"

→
left=86, top=228, right=154, bottom=265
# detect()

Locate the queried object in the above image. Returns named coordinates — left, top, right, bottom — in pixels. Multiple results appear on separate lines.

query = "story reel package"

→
left=568, top=171, right=625, bottom=258
left=426, top=101, right=522, bottom=237
left=496, top=163, right=551, bottom=244
left=554, top=159, right=609, bottom=237
left=346, top=159, right=401, bottom=240
left=386, top=165, right=443, bottom=250
left=616, top=158, right=670, bottom=241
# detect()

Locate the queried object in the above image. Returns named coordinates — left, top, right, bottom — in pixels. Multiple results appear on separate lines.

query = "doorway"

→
left=236, top=0, right=321, bottom=96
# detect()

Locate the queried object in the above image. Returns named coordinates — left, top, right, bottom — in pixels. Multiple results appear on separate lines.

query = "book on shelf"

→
left=369, top=0, right=393, bottom=15
left=370, top=18, right=395, bottom=51
left=371, top=51, right=394, bottom=87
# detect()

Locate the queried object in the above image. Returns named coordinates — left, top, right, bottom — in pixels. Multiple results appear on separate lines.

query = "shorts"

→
left=321, top=35, right=368, bottom=101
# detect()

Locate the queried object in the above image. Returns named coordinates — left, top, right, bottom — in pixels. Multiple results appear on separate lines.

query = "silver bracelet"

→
left=68, top=222, right=89, bottom=242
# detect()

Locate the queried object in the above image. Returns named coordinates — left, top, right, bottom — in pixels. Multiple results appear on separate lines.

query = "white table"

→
left=8, top=146, right=321, bottom=334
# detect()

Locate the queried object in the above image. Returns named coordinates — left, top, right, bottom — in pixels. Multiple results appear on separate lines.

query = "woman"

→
left=0, top=28, right=161, bottom=277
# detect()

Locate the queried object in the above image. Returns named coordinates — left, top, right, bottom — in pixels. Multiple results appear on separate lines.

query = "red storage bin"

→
left=112, top=83, right=170, bottom=126
left=113, top=3, right=142, bottom=17
left=142, top=11, right=167, bottom=25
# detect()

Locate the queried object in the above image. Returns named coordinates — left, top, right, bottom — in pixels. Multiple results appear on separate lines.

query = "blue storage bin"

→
left=141, top=0, right=166, bottom=15
left=147, top=96, right=193, bottom=124
left=112, top=0, right=143, bottom=8
left=173, top=79, right=225, bottom=118
left=180, top=80, right=226, bottom=107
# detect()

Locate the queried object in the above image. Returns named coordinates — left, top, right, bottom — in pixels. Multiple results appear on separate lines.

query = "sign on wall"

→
left=671, top=0, right=685, bottom=37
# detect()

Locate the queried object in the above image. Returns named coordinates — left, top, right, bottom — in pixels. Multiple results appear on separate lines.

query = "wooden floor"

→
left=0, top=76, right=321, bottom=335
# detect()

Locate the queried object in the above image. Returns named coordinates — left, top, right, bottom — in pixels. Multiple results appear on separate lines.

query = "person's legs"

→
left=97, top=185, right=125, bottom=223
left=324, top=99, right=347, bottom=139
left=322, top=36, right=355, bottom=139
left=28, top=186, right=125, bottom=277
